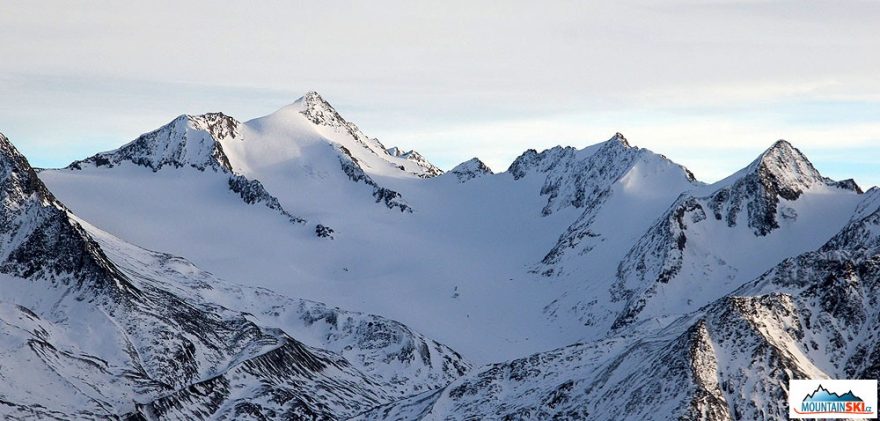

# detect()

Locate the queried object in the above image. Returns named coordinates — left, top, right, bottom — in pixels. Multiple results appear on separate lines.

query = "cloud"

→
left=0, top=1, right=877, bottom=187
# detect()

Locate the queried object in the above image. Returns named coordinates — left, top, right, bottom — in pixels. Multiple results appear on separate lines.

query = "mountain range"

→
left=1, top=91, right=876, bottom=420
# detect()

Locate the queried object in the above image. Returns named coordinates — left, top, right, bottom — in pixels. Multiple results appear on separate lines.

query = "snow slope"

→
left=365, top=188, right=880, bottom=420
left=42, top=126, right=702, bottom=362
left=40, top=95, right=864, bottom=366
left=609, top=140, right=862, bottom=331
left=44, top=94, right=637, bottom=362
left=28, top=91, right=876, bottom=420
left=0, top=132, right=468, bottom=419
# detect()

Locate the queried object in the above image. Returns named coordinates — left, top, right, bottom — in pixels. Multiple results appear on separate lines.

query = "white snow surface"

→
left=2, top=91, right=875, bottom=419
left=39, top=94, right=865, bottom=367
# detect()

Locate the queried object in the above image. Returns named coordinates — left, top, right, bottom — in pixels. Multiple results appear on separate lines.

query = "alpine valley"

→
left=1, top=91, right=875, bottom=420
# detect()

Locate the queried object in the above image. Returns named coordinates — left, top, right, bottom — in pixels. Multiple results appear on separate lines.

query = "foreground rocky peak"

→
left=0, top=133, right=127, bottom=290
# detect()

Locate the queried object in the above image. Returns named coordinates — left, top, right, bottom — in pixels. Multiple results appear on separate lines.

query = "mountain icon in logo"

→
left=803, top=385, right=864, bottom=403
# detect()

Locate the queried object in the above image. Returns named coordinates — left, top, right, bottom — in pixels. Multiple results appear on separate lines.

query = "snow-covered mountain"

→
left=609, top=140, right=862, bottom=331
left=12, top=91, right=875, bottom=420
left=69, top=112, right=240, bottom=173
left=0, top=132, right=468, bottom=419
left=447, top=157, right=493, bottom=183
left=41, top=93, right=598, bottom=363
left=363, top=187, right=880, bottom=421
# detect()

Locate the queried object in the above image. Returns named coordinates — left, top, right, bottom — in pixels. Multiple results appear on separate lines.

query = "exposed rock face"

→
left=69, top=113, right=240, bottom=172
left=138, top=339, right=390, bottom=420
left=707, top=140, right=860, bottom=236
left=302, top=91, right=442, bottom=179
left=315, top=224, right=335, bottom=239
left=228, top=174, right=305, bottom=224
left=337, top=144, right=412, bottom=213
left=509, top=133, right=693, bottom=216
left=0, top=133, right=128, bottom=291
left=388, top=147, right=445, bottom=178
left=533, top=133, right=698, bottom=276
left=300, top=91, right=387, bottom=155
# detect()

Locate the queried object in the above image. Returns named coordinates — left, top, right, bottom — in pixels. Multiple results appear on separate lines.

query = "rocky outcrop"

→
left=68, top=113, right=241, bottom=172
left=448, top=158, right=493, bottom=183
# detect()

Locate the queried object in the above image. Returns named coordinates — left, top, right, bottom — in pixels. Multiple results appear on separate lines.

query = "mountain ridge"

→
left=0, top=131, right=471, bottom=420
left=13, top=93, right=878, bottom=420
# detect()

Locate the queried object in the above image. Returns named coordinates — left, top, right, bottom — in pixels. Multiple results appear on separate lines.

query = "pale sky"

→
left=1, top=1, right=878, bottom=186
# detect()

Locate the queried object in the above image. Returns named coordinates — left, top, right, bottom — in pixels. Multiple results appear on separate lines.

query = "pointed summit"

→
left=747, top=140, right=823, bottom=193
left=741, top=140, right=861, bottom=199
left=754, top=140, right=814, bottom=177
left=609, top=132, right=631, bottom=148
left=691, top=139, right=862, bottom=236
left=300, top=90, right=326, bottom=105
left=296, top=91, right=351, bottom=129
left=285, top=91, right=443, bottom=179
left=449, top=157, right=493, bottom=182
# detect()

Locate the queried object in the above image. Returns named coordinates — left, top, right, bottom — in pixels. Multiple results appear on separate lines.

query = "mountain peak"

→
left=718, top=139, right=858, bottom=195
left=768, top=138, right=793, bottom=150
left=302, top=90, right=325, bottom=103
left=610, top=132, right=631, bottom=148
left=295, top=91, right=356, bottom=132
left=689, top=139, right=862, bottom=237
left=745, top=140, right=826, bottom=195
left=758, top=139, right=803, bottom=165
left=296, top=90, right=331, bottom=111
left=756, top=139, right=807, bottom=166
left=68, top=113, right=239, bottom=172
left=449, top=157, right=493, bottom=182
